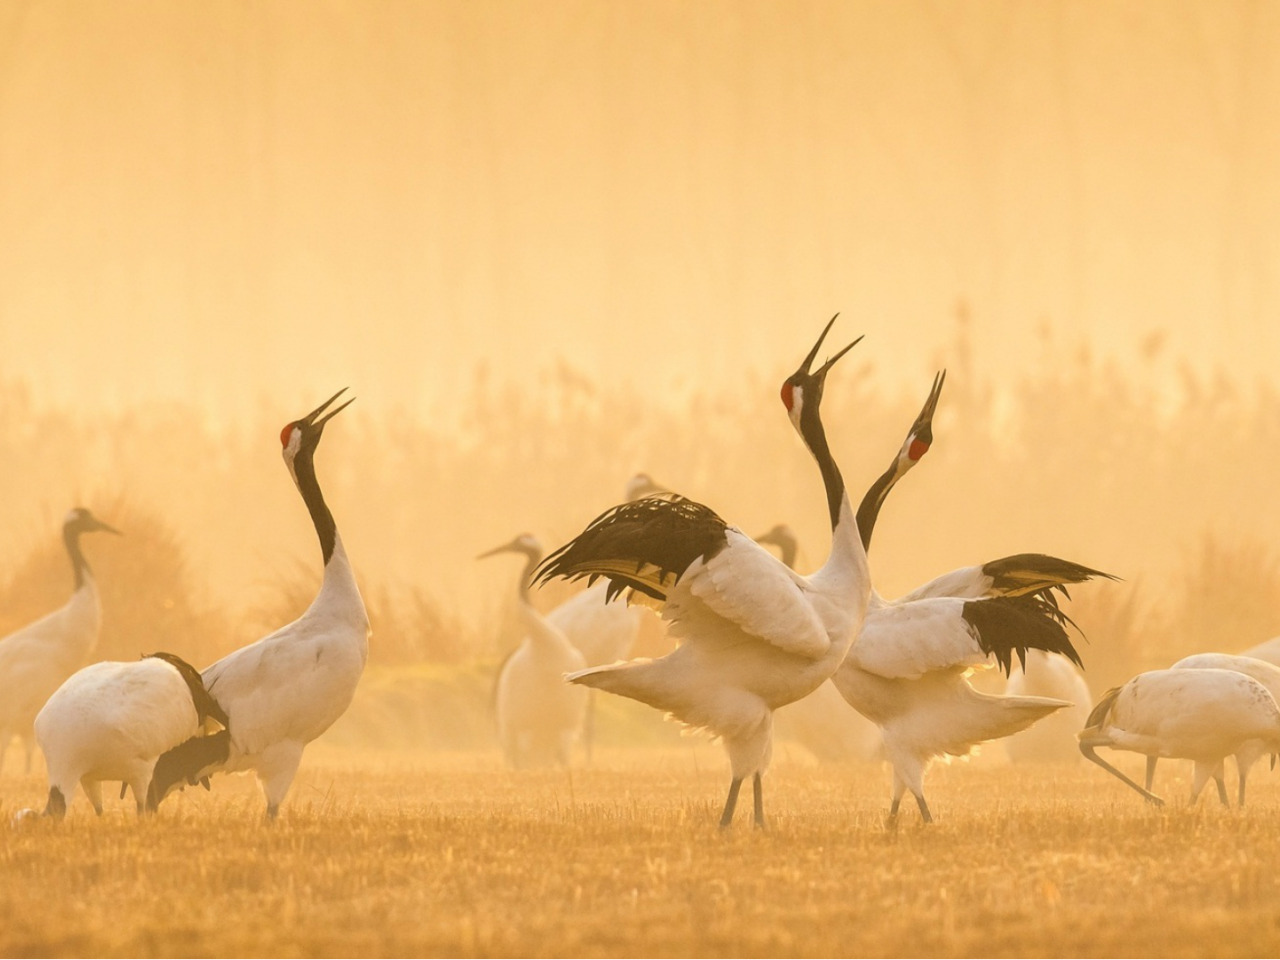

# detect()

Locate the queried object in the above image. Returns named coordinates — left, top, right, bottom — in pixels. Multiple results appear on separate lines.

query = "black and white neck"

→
left=280, top=388, right=355, bottom=566
left=781, top=316, right=862, bottom=533
left=855, top=370, right=945, bottom=552
left=61, top=507, right=121, bottom=591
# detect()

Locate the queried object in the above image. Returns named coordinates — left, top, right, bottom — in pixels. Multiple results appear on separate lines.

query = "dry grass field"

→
left=4, top=746, right=1280, bottom=958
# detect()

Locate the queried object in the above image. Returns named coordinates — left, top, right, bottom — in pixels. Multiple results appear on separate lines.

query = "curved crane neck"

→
left=799, top=401, right=847, bottom=535
left=63, top=525, right=93, bottom=591
left=292, top=447, right=337, bottom=565
left=513, top=549, right=542, bottom=608
left=854, top=459, right=905, bottom=553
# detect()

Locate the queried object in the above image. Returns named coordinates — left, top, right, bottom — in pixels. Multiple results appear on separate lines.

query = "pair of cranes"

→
left=534, top=317, right=1116, bottom=826
left=9, top=390, right=369, bottom=819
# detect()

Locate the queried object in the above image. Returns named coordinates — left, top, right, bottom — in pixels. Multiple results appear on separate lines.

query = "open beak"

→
left=304, top=388, right=355, bottom=431
left=796, top=314, right=863, bottom=382
left=477, top=538, right=522, bottom=561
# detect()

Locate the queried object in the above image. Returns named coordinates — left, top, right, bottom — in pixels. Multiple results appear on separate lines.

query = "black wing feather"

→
left=535, top=494, right=730, bottom=603
left=981, top=553, right=1119, bottom=600
left=962, top=593, right=1084, bottom=676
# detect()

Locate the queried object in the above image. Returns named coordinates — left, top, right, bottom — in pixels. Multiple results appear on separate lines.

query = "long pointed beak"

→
left=304, top=388, right=355, bottom=429
left=799, top=313, right=840, bottom=375
left=477, top=540, right=520, bottom=561
left=96, top=520, right=123, bottom=536
left=913, top=369, right=946, bottom=436
left=814, top=333, right=864, bottom=380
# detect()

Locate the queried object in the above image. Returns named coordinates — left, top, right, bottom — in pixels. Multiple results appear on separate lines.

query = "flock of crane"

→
left=5, top=318, right=1280, bottom=827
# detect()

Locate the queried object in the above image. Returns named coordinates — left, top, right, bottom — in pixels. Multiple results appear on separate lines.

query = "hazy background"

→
left=1, top=1, right=1279, bottom=699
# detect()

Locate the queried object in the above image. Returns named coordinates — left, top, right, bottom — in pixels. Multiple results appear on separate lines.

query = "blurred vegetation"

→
left=2, top=315, right=1280, bottom=728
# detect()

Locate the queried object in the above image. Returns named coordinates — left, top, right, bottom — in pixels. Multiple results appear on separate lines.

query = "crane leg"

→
left=1079, top=743, right=1164, bottom=805
left=1144, top=755, right=1157, bottom=792
left=719, top=777, right=743, bottom=828
left=1214, top=766, right=1229, bottom=807
left=915, top=793, right=933, bottom=824
left=752, top=772, right=764, bottom=829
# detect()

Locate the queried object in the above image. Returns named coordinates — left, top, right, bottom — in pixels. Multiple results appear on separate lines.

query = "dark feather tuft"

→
left=147, top=729, right=231, bottom=811
left=962, top=593, right=1084, bottom=676
left=144, top=651, right=230, bottom=730
left=980, top=553, right=1118, bottom=600
left=535, top=494, right=729, bottom=603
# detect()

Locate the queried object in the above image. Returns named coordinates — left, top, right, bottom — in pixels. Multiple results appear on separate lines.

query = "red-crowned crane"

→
left=148, top=390, right=369, bottom=819
left=480, top=533, right=588, bottom=768
left=0, top=508, right=119, bottom=774
left=31, top=652, right=226, bottom=817
left=827, top=373, right=1114, bottom=822
left=1142, top=653, right=1280, bottom=805
left=535, top=316, right=872, bottom=828
left=1079, top=667, right=1280, bottom=806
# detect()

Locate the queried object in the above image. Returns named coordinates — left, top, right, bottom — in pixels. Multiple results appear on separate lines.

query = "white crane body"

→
left=1079, top=666, right=1280, bottom=805
left=149, top=390, right=369, bottom=818
left=540, top=317, right=871, bottom=827
left=34, top=653, right=223, bottom=817
left=0, top=508, right=118, bottom=773
left=1004, top=650, right=1093, bottom=763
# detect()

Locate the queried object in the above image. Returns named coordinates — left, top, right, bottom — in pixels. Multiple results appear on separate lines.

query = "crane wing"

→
left=666, top=528, right=830, bottom=659
left=893, top=554, right=1116, bottom=604
left=851, top=594, right=1080, bottom=680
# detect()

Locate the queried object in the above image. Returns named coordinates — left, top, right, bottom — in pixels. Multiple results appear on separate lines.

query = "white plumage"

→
left=34, top=653, right=222, bottom=817
left=1149, top=653, right=1280, bottom=804
left=0, top=507, right=119, bottom=774
left=1078, top=666, right=1280, bottom=805
left=536, top=318, right=871, bottom=827
left=149, top=390, right=369, bottom=818
left=482, top=534, right=588, bottom=768
left=827, top=372, right=1109, bottom=821
left=1004, top=650, right=1093, bottom=764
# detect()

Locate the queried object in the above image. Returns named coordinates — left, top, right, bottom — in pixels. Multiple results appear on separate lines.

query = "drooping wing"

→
left=851, top=594, right=1080, bottom=680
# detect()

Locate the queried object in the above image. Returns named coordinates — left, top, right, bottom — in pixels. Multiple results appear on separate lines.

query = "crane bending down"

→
left=827, top=372, right=1114, bottom=822
left=0, top=508, right=120, bottom=774
left=1078, top=667, right=1280, bottom=806
left=480, top=534, right=588, bottom=768
left=535, top=316, right=871, bottom=828
left=34, top=652, right=226, bottom=817
left=149, top=390, right=370, bottom=818
left=1144, top=653, right=1280, bottom=805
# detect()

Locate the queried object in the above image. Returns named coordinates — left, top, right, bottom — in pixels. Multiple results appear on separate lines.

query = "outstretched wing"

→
left=535, top=495, right=730, bottom=602
left=893, top=553, right=1116, bottom=604
left=851, top=593, right=1081, bottom=680
left=537, top=496, right=830, bottom=659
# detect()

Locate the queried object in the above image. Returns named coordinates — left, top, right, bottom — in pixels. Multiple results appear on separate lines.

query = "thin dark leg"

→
left=1239, top=769, right=1248, bottom=807
left=1145, top=756, right=1157, bottom=792
left=915, top=793, right=933, bottom=824
left=1214, top=772, right=1229, bottom=807
left=719, top=777, right=743, bottom=829
left=752, top=772, right=764, bottom=829
left=1080, top=743, right=1164, bottom=805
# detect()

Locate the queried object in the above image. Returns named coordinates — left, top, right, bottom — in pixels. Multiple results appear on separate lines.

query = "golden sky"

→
left=1, top=0, right=1277, bottom=422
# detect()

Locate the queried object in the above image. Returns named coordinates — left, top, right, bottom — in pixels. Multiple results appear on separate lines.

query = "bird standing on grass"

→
left=1078, top=666, right=1280, bottom=806
left=827, top=373, right=1113, bottom=822
left=32, top=652, right=226, bottom=817
left=536, top=316, right=871, bottom=828
left=481, top=533, right=588, bottom=768
left=0, top=508, right=120, bottom=774
left=149, top=390, right=369, bottom=819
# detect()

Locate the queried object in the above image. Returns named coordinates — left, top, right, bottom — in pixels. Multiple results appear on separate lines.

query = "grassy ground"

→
left=2, top=747, right=1280, bottom=957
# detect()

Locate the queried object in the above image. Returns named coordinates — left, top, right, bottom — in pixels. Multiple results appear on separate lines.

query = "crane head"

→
left=63, top=507, right=121, bottom=537
left=780, top=314, right=862, bottom=434
left=899, top=369, right=946, bottom=468
left=477, top=533, right=543, bottom=562
left=754, top=523, right=799, bottom=569
left=281, top=388, right=354, bottom=462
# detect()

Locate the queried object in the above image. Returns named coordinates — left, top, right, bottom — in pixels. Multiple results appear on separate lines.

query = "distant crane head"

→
left=754, top=524, right=799, bottom=570
left=63, top=507, right=121, bottom=538
left=625, top=473, right=666, bottom=501
left=780, top=314, right=863, bottom=440
left=477, top=533, right=543, bottom=565
left=280, top=388, right=354, bottom=480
